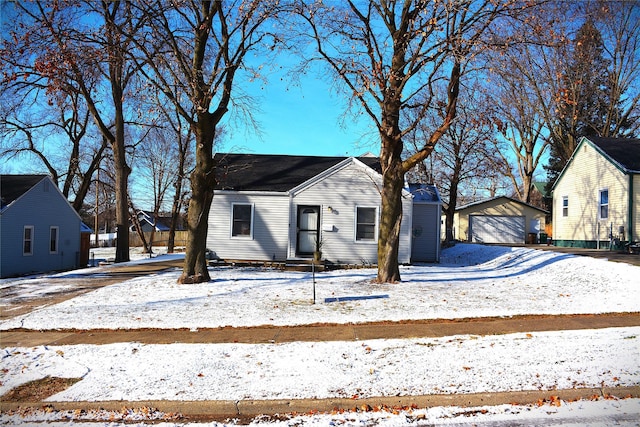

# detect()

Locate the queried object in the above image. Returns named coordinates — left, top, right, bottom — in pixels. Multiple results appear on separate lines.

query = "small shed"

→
left=454, top=196, right=548, bottom=244
left=409, top=184, right=442, bottom=262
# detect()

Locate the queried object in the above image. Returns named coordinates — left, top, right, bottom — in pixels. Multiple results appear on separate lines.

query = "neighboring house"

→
left=552, top=136, right=640, bottom=248
left=130, top=210, right=172, bottom=233
left=1, top=175, right=83, bottom=278
left=453, top=196, right=548, bottom=244
left=207, top=154, right=442, bottom=265
left=530, top=181, right=551, bottom=211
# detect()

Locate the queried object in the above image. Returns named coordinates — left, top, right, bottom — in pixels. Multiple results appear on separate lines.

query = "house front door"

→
left=297, top=205, right=320, bottom=256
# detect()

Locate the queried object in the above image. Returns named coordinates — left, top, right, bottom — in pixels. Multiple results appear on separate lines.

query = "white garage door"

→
left=469, top=215, right=525, bottom=244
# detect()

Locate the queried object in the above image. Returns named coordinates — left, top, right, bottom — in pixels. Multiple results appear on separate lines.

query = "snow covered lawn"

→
left=2, top=244, right=639, bottom=330
left=1, top=244, right=639, bottom=426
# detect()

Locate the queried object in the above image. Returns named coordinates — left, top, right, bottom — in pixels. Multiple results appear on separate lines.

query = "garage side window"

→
left=356, top=206, right=377, bottom=242
left=231, top=204, right=253, bottom=238
left=562, top=196, right=568, bottom=217
left=599, top=189, right=608, bottom=220
left=23, top=226, right=34, bottom=255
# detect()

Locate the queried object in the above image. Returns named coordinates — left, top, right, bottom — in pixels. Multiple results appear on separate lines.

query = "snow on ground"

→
left=1, top=244, right=639, bottom=426
left=2, top=244, right=639, bottom=330
left=2, top=327, right=639, bottom=401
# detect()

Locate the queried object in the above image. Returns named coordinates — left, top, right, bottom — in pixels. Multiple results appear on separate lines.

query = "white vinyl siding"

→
left=208, top=193, right=289, bottom=261
left=291, top=160, right=412, bottom=264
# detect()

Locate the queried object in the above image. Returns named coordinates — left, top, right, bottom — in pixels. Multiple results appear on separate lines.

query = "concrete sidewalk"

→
left=2, top=312, right=640, bottom=347
left=2, top=386, right=639, bottom=423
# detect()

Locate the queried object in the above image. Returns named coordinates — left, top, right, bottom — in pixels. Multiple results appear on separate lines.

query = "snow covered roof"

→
left=408, top=183, right=441, bottom=203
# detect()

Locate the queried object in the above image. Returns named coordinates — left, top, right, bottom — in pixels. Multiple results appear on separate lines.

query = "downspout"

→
left=629, top=173, right=634, bottom=243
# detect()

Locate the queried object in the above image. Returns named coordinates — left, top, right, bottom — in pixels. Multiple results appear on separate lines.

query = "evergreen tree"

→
left=545, top=19, right=612, bottom=191
left=545, top=13, right=636, bottom=192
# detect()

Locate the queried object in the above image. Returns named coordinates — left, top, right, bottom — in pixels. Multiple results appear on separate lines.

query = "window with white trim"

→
left=599, top=189, right=609, bottom=219
left=231, top=203, right=253, bottom=237
left=50, top=226, right=59, bottom=253
left=356, top=206, right=377, bottom=242
left=23, top=226, right=34, bottom=255
left=562, top=196, right=568, bottom=217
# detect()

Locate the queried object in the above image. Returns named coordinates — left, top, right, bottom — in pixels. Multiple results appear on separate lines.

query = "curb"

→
left=2, top=387, right=639, bottom=422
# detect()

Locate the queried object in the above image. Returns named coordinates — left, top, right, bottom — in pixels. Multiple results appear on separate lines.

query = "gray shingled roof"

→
left=0, top=175, right=47, bottom=210
left=213, top=153, right=382, bottom=192
left=587, top=136, right=640, bottom=172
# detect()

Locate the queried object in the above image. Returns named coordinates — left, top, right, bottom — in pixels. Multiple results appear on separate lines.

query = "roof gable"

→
left=214, top=153, right=382, bottom=192
left=586, top=136, right=640, bottom=173
left=456, top=195, right=548, bottom=214
left=133, top=210, right=174, bottom=231
left=1, top=175, right=47, bottom=210
left=552, top=136, right=640, bottom=192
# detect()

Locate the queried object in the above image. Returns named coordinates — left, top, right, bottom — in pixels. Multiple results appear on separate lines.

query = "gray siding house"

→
left=207, top=154, right=441, bottom=265
left=1, top=175, right=82, bottom=278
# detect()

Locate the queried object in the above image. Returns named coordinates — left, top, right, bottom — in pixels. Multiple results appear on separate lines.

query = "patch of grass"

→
left=1, top=377, right=82, bottom=402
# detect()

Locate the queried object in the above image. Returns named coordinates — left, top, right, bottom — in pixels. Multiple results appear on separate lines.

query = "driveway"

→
left=531, top=244, right=640, bottom=266
left=0, top=258, right=184, bottom=320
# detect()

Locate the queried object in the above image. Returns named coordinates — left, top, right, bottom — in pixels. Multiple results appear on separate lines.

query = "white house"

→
left=207, top=154, right=442, bottom=265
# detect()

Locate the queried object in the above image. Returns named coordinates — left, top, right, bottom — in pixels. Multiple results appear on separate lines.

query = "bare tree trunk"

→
left=113, top=112, right=130, bottom=262
left=378, top=144, right=404, bottom=283
left=178, top=119, right=215, bottom=284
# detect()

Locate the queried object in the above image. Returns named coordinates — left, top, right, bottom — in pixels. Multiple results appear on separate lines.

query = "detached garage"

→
left=453, top=196, right=547, bottom=244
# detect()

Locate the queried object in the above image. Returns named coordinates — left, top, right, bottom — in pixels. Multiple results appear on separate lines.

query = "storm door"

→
left=296, top=205, right=320, bottom=256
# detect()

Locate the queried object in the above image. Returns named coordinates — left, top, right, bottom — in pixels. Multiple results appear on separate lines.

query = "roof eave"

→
left=215, top=189, right=289, bottom=196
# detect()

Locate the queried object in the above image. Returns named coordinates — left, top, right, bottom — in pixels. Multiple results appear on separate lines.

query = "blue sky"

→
left=219, top=64, right=380, bottom=158
left=0, top=66, right=381, bottom=176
